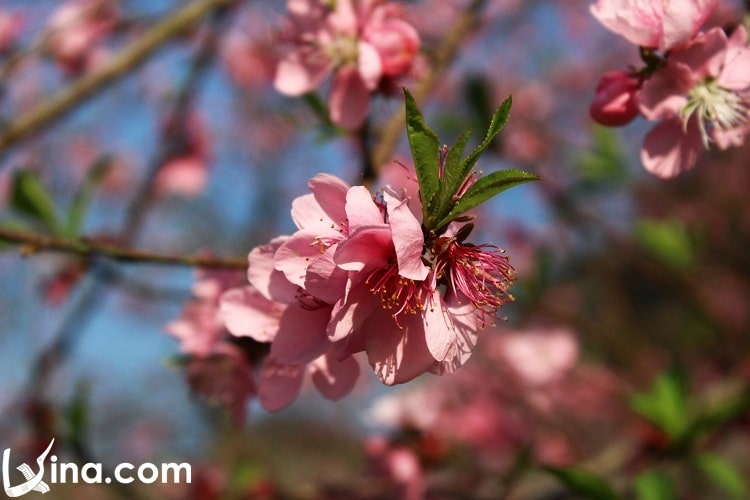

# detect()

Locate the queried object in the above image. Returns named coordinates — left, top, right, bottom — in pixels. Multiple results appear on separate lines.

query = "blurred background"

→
left=0, top=0, right=749, bottom=498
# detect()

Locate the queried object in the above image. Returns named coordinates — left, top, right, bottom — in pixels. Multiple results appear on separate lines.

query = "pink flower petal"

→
left=327, top=279, right=381, bottom=342
left=661, top=0, right=718, bottom=51
left=327, top=0, right=358, bottom=35
left=334, top=224, right=393, bottom=272
left=639, top=62, right=693, bottom=120
left=641, top=117, right=704, bottom=178
left=247, top=237, right=299, bottom=304
left=345, top=185, right=383, bottom=230
left=219, top=286, right=284, bottom=342
left=364, top=308, right=435, bottom=385
left=271, top=303, right=332, bottom=364
left=310, top=351, right=360, bottom=400
left=329, top=67, right=370, bottom=129
left=430, top=297, right=481, bottom=376
left=357, top=40, right=383, bottom=91
left=274, top=227, right=341, bottom=287
left=384, top=191, right=429, bottom=281
left=304, top=251, right=349, bottom=304
left=291, top=193, right=328, bottom=230
left=274, top=49, right=331, bottom=96
left=308, top=173, right=350, bottom=228
left=258, top=355, right=305, bottom=412
left=670, top=27, right=728, bottom=79
left=719, top=26, right=750, bottom=90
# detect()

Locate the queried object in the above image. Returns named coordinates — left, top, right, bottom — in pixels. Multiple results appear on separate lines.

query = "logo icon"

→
left=2, top=439, right=54, bottom=497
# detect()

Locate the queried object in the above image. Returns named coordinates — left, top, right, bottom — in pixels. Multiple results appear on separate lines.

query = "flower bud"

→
left=589, top=70, right=640, bottom=126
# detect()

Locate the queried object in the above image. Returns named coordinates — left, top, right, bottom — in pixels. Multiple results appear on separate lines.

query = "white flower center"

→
left=324, top=35, right=359, bottom=67
left=681, top=78, right=750, bottom=148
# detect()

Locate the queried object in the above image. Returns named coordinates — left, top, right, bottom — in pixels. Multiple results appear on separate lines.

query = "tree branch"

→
left=0, top=0, right=236, bottom=157
left=0, top=227, right=247, bottom=269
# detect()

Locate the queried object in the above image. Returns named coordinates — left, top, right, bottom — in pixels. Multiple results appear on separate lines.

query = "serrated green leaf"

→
left=435, top=169, right=539, bottom=230
left=403, top=88, right=440, bottom=216
left=66, top=156, right=112, bottom=238
left=10, top=170, right=62, bottom=234
left=630, top=369, right=689, bottom=441
left=635, top=471, right=677, bottom=500
left=696, top=453, right=747, bottom=499
left=543, top=466, right=620, bottom=500
left=456, top=95, right=512, bottom=183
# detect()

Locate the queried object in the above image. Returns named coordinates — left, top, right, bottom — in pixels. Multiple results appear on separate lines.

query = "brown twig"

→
left=0, top=227, right=247, bottom=269
left=0, top=0, right=236, bottom=157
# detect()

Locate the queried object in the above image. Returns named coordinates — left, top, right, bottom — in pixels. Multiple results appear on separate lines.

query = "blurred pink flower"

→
left=46, top=0, right=117, bottom=75
left=490, top=327, right=579, bottom=386
left=185, top=348, right=256, bottom=425
left=166, top=269, right=246, bottom=357
left=221, top=27, right=277, bottom=89
left=155, top=113, right=211, bottom=197
left=363, top=13, right=419, bottom=77
left=590, top=0, right=718, bottom=51
left=165, top=268, right=255, bottom=424
left=590, top=70, right=641, bottom=126
left=639, top=26, right=750, bottom=177
left=274, top=0, right=419, bottom=129
left=0, top=10, right=23, bottom=53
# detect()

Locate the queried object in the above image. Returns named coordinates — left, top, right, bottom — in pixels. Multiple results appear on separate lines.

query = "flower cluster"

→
left=211, top=91, right=537, bottom=410
left=274, top=0, right=420, bottom=129
left=589, top=0, right=750, bottom=177
left=219, top=167, right=512, bottom=393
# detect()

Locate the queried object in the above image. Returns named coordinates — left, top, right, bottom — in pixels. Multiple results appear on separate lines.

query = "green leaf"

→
left=427, top=129, right=472, bottom=224
left=66, top=156, right=112, bottom=238
left=10, top=170, right=62, bottom=234
left=456, top=95, right=512, bottom=183
left=403, top=88, right=440, bottom=217
left=66, top=380, right=91, bottom=443
left=635, top=219, right=694, bottom=270
left=543, top=466, right=620, bottom=500
left=630, top=369, right=690, bottom=441
left=696, top=453, right=747, bottom=499
left=635, top=471, right=677, bottom=500
left=435, top=168, right=539, bottom=230
left=576, top=127, right=628, bottom=186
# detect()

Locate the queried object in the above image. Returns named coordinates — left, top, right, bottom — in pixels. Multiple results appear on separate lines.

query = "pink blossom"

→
left=590, top=0, right=718, bottom=51
left=590, top=70, right=642, bottom=126
left=165, top=269, right=246, bottom=357
left=274, top=0, right=419, bottom=129
left=639, top=26, right=750, bottom=177
left=329, top=186, right=509, bottom=384
left=221, top=25, right=277, bottom=88
left=232, top=167, right=517, bottom=388
left=219, top=236, right=360, bottom=412
left=165, top=269, right=255, bottom=423
left=45, top=0, right=117, bottom=75
left=155, top=113, right=211, bottom=197
left=0, top=10, right=23, bottom=53
left=489, top=327, right=579, bottom=386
